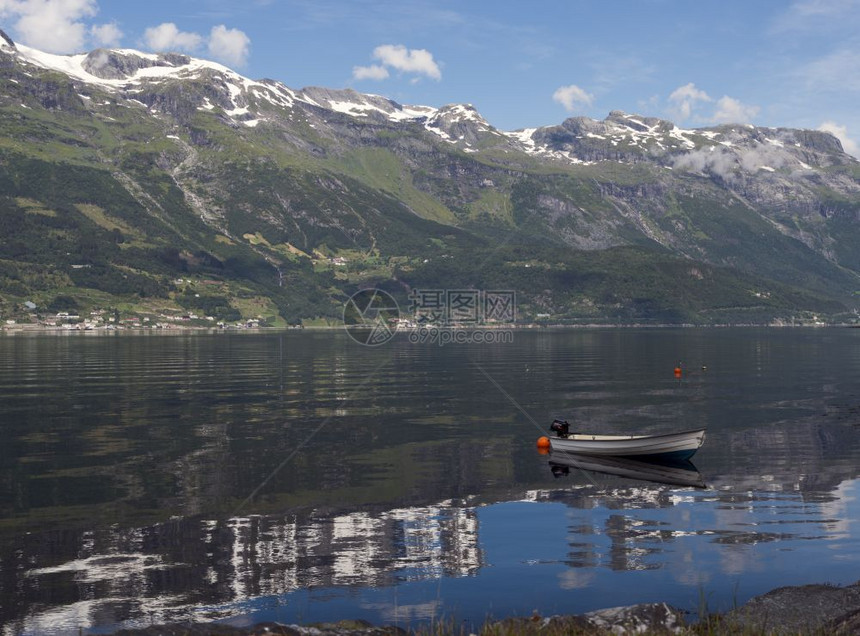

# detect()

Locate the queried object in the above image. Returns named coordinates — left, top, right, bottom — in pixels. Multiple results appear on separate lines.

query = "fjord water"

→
left=2, top=329, right=860, bottom=634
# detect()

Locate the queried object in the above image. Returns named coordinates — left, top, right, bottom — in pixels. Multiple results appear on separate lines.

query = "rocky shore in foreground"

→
left=110, top=580, right=860, bottom=636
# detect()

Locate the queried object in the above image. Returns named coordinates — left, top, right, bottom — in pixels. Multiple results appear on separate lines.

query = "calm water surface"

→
left=1, top=328, right=860, bottom=634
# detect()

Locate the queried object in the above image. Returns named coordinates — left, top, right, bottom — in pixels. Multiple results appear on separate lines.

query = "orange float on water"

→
left=536, top=436, right=551, bottom=450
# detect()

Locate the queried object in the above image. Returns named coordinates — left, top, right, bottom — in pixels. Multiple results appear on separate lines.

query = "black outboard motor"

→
left=550, top=419, right=570, bottom=438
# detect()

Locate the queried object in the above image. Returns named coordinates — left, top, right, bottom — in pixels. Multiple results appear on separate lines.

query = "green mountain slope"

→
left=1, top=39, right=859, bottom=326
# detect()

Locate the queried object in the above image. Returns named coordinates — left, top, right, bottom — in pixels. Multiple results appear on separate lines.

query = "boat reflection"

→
left=548, top=451, right=707, bottom=489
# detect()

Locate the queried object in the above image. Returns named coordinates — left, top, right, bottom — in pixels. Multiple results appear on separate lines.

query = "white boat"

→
left=548, top=452, right=706, bottom=488
left=548, top=421, right=705, bottom=460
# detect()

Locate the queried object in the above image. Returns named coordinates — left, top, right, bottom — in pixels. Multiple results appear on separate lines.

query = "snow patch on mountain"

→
left=6, top=41, right=855, bottom=170
left=12, top=43, right=295, bottom=119
left=503, top=128, right=538, bottom=152
left=298, top=87, right=435, bottom=123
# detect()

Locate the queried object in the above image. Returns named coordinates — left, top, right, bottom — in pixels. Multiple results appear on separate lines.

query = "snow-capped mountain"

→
left=8, top=41, right=495, bottom=145
left=7, top=38, right=854, bottom=172
left=2, top=35, right=860, bottom=325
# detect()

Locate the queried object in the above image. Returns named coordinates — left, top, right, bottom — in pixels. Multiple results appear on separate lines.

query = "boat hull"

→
left=548, top=428, right=705, bottom=460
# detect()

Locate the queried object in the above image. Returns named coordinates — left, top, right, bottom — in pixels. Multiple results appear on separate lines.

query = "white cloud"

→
left=673, top=147, right=738, bottom=180
left=0, top=1, right=252, bottom=64
left=711, top=96, right=760, bottom=124
left=0, top=0, right=97, bottom=52
left=353, top=64, right=389, bottom=81
left=552, top=84, right=594, bottom=113
left=737, top=144, right=788, bottom=172
left=142, top=22, right=203, bottom=53
left=90, top=21, right=122, bottom=48
left=373, top=44, right=441, bottom=80
left=668, top=82, right=711, bottom=120
left=141, top=23, right=251, bottom=67
left=208, top=24, right=250, bottom=67
left=818, top=121, right=859, bottom=156
left=352, top=43, right=442, bottom=82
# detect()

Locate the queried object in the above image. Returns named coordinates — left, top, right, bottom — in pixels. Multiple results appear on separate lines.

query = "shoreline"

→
left=106, top=580, right=860, bottom=636
left=2, top=322, right=858, bottom=334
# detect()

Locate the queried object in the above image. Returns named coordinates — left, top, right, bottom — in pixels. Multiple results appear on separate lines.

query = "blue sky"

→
left=1, top=0, right=858, bottom=153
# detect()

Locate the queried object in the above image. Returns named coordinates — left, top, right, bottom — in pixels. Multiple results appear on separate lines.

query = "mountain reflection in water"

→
left=8, top=502, right=480, bottom=633
left=2, top=329, right=860, bottom=634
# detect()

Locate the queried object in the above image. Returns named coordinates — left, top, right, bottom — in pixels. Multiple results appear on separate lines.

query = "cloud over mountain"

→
left=819, top=121, right=859, bottom=157
left=668, top=83, right=711, bottom=120
left=354, top=44, right=442, bottom=82
left=552, top=84, right=594, bottom=113
left=142, top=22, right=202, bottom=52
left=90, top=21, right=122, bottom=47
left=208, top=25, right=250, bottom=67
left=141, top=21, right=250, bottom=67
left=712, top=96, right=759, bottom=124
left=0, top=0, right=111, bottom=52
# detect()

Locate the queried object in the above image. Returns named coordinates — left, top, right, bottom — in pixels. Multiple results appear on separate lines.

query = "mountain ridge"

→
left=1, top=36, right=859, bottom=326
left=8, top=39, right=852, bottom=163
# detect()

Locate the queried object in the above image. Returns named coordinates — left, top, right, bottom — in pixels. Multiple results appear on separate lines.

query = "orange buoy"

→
left=536, top=436, right=551, bottom=450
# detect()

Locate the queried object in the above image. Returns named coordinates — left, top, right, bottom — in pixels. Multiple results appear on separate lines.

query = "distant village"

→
left=0, top=272, right=303, bottom=331
left=2, top=297, right=274, bottom=332
left=3, top=307, right=269, bottom=331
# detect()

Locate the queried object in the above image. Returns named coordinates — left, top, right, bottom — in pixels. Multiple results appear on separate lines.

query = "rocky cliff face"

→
left=81, top=49, right=192, bottom=80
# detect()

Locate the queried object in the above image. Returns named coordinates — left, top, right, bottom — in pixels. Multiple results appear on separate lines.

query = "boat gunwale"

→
left=560, top=428, right=706, bottom=443
left=547, top=428, right=706, bottom=459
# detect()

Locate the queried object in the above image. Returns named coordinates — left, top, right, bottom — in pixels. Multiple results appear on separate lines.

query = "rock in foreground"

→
left=715, top=581, right=860, bottom=634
